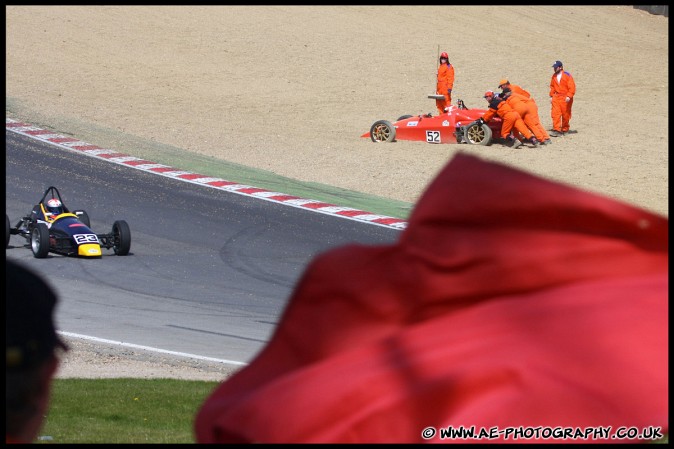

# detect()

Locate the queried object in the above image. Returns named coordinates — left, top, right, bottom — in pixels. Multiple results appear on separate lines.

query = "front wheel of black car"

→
left=463, top=122, right=493, bottom=146
left=31, top=223, right=50, bottom=258
left=112, top=220, right=131, bottom=256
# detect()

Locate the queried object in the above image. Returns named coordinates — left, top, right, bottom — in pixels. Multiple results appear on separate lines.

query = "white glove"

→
left=565, top=96, right=571, bottom=103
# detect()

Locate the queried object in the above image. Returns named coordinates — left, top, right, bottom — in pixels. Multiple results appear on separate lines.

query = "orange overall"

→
left=498, top=80, right=530, bottom=98
left=508, top=83, right=531, bottom=98
left=549, top=71, right=576, bottom=132
left=436, top=62, right=455, bottom=114
left=504, top=93, right=550, bottom=141
left=482, top=98, right=533, bottom=141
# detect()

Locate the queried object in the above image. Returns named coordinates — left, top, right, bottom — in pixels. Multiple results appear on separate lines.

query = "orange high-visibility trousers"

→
left=482, top=100, right=533, bottom=141
left=551, top=95, right=573, bottom=133
left=500, top=111, right=533, bottom=140
left=506, top=95, right=549, bottom=141
left=528, top=100, right=550, bottom=140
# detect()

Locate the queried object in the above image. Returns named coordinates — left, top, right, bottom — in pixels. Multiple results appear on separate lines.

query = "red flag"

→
left=195, top=153, right=668, bottom=443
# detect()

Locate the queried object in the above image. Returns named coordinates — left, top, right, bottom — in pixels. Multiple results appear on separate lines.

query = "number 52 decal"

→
left=425, top=130, right=441, bottom=143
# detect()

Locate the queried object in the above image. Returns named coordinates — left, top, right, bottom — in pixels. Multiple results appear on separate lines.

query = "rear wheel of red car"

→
left=31, top=223, right=50, bottom=258
left=112, top=220, right=131, bottom=256
left=370, top=120, right=396, bottom=142
left=464, top=123, right=493, bottom=146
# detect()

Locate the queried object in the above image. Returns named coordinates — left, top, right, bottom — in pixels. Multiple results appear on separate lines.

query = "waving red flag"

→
left=195, top=153, right=668, bottom=443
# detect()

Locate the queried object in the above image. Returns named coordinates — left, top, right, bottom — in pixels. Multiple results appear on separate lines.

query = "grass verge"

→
left=38, top=378, right=218, bottom=444
left=38, top=378, right=668, bottom=444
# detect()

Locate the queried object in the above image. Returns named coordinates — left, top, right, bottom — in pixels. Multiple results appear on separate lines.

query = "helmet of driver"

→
left=440, top=51, right=449, bottom=60
left=46, top=198, right=63, bottom=215
left=484, top=90, right=495, bottom=99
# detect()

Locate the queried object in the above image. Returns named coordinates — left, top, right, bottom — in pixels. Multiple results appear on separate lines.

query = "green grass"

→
left=37, top=378, right=668, bottom=444
left=38, top=378, right=219, bottom=444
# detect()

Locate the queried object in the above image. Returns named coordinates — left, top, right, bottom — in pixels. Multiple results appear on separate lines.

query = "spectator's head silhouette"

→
left=6, top=259, right=68, bottom=443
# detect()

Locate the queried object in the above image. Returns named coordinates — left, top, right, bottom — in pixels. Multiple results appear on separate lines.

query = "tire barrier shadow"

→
left=633, top=5, right=668, bottom=17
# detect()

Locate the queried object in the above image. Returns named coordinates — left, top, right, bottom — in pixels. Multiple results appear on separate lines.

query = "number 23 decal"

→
left=425, top=130, right=441, bottom=143
left=74, top=234, right=100, bottom=244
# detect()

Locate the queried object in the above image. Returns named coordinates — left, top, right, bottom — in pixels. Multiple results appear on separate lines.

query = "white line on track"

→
left=59, top=332, right=247, bottom=366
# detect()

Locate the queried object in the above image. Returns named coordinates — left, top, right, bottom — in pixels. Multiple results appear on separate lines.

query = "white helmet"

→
left=46, top=198, right=63, bottom=215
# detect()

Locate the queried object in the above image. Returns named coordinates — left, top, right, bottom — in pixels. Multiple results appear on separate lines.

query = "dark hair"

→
left=6, top=260, right=68, bottom=371
left=6, top=260, right=67, bottom=440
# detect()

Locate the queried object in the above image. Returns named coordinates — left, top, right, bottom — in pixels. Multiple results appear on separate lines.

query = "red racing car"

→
left=362, top=99, right=503, bottom=146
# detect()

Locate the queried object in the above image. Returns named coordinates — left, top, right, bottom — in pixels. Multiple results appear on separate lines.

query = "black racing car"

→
left=6, top=186, right=131, bottom=258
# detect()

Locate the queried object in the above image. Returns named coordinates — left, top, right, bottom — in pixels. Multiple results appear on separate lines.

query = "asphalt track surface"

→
left=5, top=130, right=401, bottom=365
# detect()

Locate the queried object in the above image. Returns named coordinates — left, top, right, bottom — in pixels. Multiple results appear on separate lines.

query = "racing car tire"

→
left=397, top=115, right=414, bottom=121
left=369, top=120, right=396, bottom=143
left=73, top=210, right=91, bottom=228
left=112, top=220, right=131, bottom=256
left=31, top=223, right=50, bottom=258
left=6, top=214, right=10, bottom=248
left=463, top=122, right=493, bottom=146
